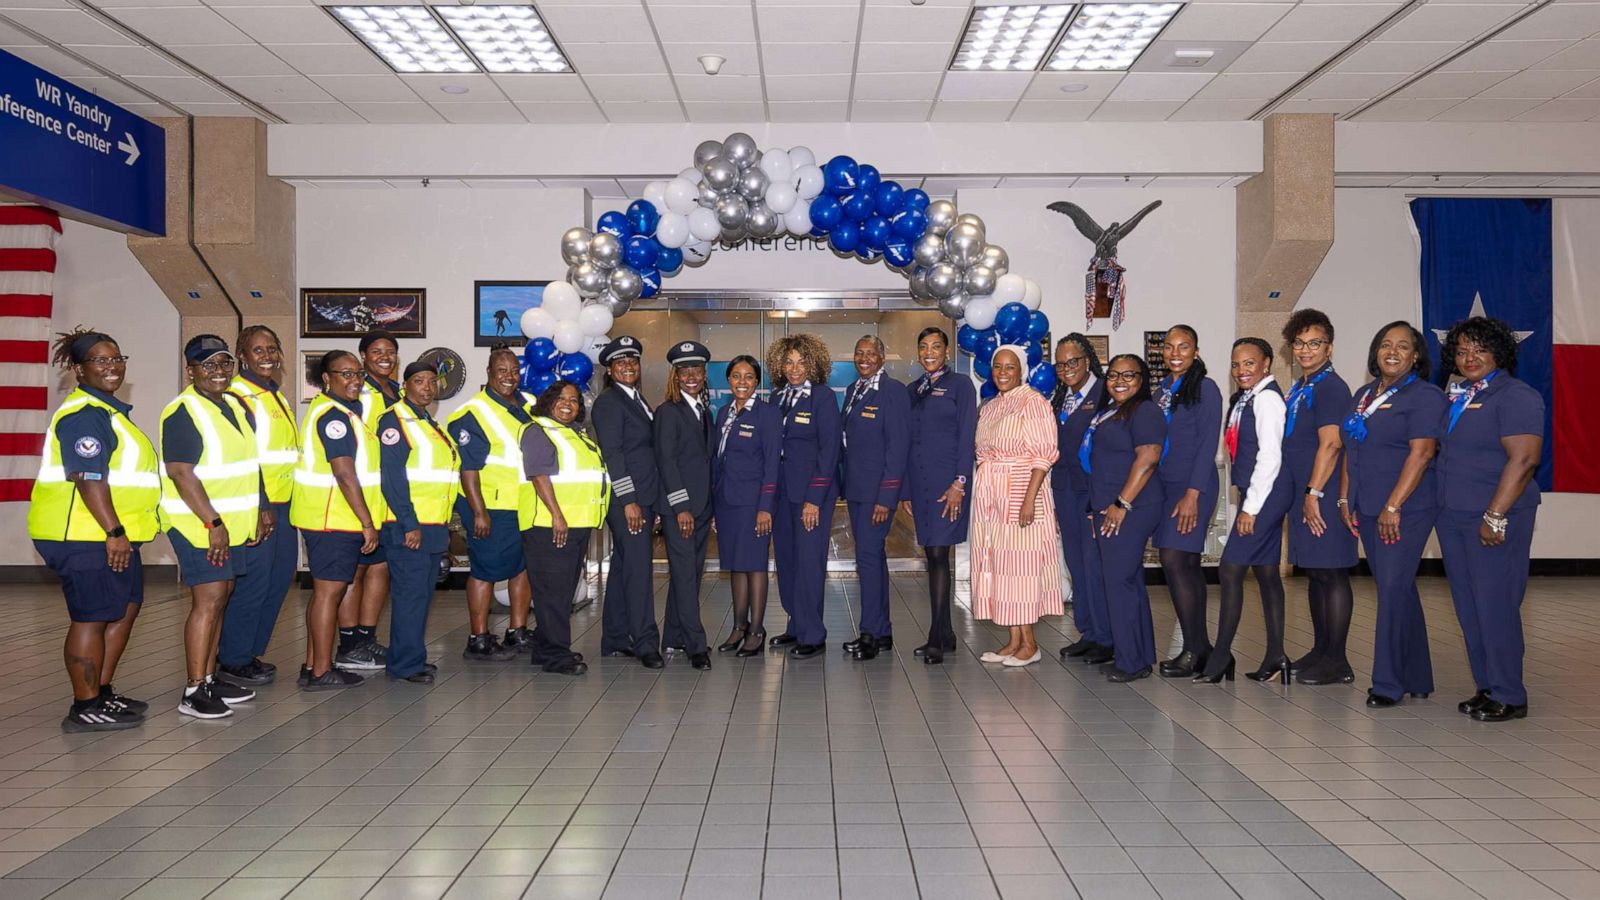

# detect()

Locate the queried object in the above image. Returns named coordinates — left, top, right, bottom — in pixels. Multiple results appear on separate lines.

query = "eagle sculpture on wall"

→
left=1046, top=199, right=1163, bottom=330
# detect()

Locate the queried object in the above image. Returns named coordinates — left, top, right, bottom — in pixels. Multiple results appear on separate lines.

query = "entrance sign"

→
left=0, top=48, right=165, bottom=235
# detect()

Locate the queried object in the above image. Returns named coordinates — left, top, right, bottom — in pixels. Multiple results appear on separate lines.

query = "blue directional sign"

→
left=0, top=48, right=165, bottom=235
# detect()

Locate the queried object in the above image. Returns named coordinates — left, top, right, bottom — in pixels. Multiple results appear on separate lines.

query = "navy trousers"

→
left=1093, top=503, right=1162, bottom=674
left=386, top=540, right=440, bottom=679
left=1360, top=507, right=1437, bottom=701
left=774, top=490, right=831, bottom=646
left=1437, top=507, right=1535, bottom=706
left=848, top=499, right=893, bottom=639
left=1054, top=484, right=1112, bottom=647
left=218, top=501, right=295, bottom=668
left=602, top=500, right=661, bottom=656
left=661, top=509, right=712, bottom=654
left=525, top=526, right=590, bottom=670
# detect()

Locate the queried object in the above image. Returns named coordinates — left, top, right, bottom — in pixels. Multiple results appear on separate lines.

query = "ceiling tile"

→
left=1334, top=41, right=1457, bottom=73
left=1149, top=176, right=1235, bottom=187
left=758, top=5, right=860, bottom=42
left=762, top=42, right=857, bottom=74
left=675, top=73, right=764, bottom=101
left=601, top=100, right=687, bottom=122
left=399, top=74, right=507, bottom=100
left=491, top=74, right=593, bottom=102
left=685, top=99, right=767, bottom=121
left=767, top=100, right=850, bottom=120
left=1380, top=3, right=1524, bottom=42
left=1107, top=72, right=1215, bottom=102
left=563, top=42, right=669, bottom=75
left=1466, top=175, right=1552, bottom=187
left=1497, top=3, right=1600, bottom=40
left=514, top=100, right=607, bottom=123
left=1131, top=39, right=1254, bottom=73
left=176, top=102, right=260, bottom=118
left=1162, top=3, right=1293, bottom=41
left=0, top=20, right=42, bottom=45
left=855, top=42, right=953, bottom=73
left=1008, top=100, right=1100, bottom=121
left=170, top=43, right=299, bottom=77
left=1070, top=176, right=1157, bottom=187
left=215, top=7, right=351, bottom=44
left=268, top=101, right=364, bottom=123
left=1394, top=69, right=1513, bottom=97
left=1541, top=175, right=1600, bottom=187
left=3, top=45, right=113, bottom=79
left=1480, top=67, right=1600, bottom=98
left=660, top=42, right=759, bottom=75
left=1227, top=41, right=1345, bottom=73
left=1355, top=96, right=1462, bottom=118
left=1441, top=39, right=1571, bottom=71
left=385, top=179, right=469, bottom=189
left=1295, top=71, right=1406, bottom=99
left=997, top=177, right=1081, bottom=190
left=851, top=99, right=934, bottom=121
left=103, top=7, right=252, bottom=44
left=347, top=101, right=445, bottom=123
left=1022, top=71, right=1123, bottom=101
left=937, top=71, right=1032, bottom=102
left=127, top=73, right=240, bottom=103
left=1535, top=38, right=1600, bottom=69
left=430, top=101, right=527, bottom=124
left=310, top=74, right=419, bottom=102
left=1514, top=97, right=1600, bottom=120
left=650, top=5, right=756, bottom=43
left=459, top=179, right=548, bottom=189
left=1430, top=96, right=1543, bottom=119
left=765, top=73, right=851, bottom=102
left=1089, top=100, right=1186, bottom=120
left=928, top=99, right=1014, bottom=121
left=1392, top=175, right=1479, bottom=186
left=1335, top=175, right=1407, bottom=186
left=1167, top=98, right=1263, bottom=118
left=265, top=42, right=393, bottom=76
left=1272, top=97, right=1365, bottom=112
left=538, top=4, right=657, bottom=43
left=859, top=4, right=970, bottom=43
left=1260, top=3, right=1398, bottom=41
left=72, top=46, right=188, bottom=77
left=852, top=71, right=942, bottom=102
left=1193, top=71, right=1302, bottom=99
left=1, top=9, right=135, bottom=45
left=584, top=73, right=679, bottom=101
left=67, top=76, right=158, bottom=106
left=224, top=74, right=334, bottom=103
left=1562, top=74, right=1600, bottom=96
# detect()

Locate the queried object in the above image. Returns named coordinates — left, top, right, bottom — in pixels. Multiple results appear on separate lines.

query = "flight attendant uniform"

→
left=906, top=367, right=976, bottom=652
left=1435, top=372, right=1543, bottom=711
left=1053, top=377, right=1112, bottom=652
left=1083, top=401, right=1167, bottom=675
left=654, top=341, right=716, bottom=660
left=1283, top=364, right=1358, bottom=569
left=1152, top=375, right=1222, bottom=553
left=772, top=380, right=842, bottom=649
left=841, top=369, right=910, bottom=645
left=1223, top=378, right=1292, bottom=565
left=714, top=397, right=781, bottom=572
left=377, top=396, right=459, bottom=681
left=591, top=336, right=663, bottom=658
left=1343, top=375, right=1447, bottom=701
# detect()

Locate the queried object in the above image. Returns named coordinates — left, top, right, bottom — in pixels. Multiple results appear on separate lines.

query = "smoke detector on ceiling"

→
left=1168, top=49, right=1215, bottom=67
left=698, top=54, right=726, bottom=76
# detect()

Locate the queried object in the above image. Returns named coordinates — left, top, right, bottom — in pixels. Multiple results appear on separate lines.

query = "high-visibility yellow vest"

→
left=527, top=416, right=610, bottom=529
left=291, top=393, right=388, bottom=532
left=445, top=389, right=535, bottom=527
left=360, top=377, right=397, bottom=431
left=28, top=388, right=161, bottom=543
left=387, top=400, right=460, bottom=526
left=229, top=375, right=298, bottom=504
left=158, top=387, right=261, bottom=547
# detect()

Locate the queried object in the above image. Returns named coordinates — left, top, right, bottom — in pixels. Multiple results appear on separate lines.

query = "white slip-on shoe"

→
left=1002, top=650, right=1044, bottom=668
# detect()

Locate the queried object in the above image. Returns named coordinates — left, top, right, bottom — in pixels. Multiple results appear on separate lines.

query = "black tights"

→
left=1158, top=548, right=1210, bottom=656
left=925, top=546, right=955, bottom=650
left=1300, top=568, right=1353, bottom=669
left=1201, top=561, right=1286, bottom=677
left=730, top=571, right=769, bottom=650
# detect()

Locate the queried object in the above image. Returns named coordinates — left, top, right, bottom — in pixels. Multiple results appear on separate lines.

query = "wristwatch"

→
left=1116, top=496, right=1134, bottom=511
left=204, top=516, right=224, bottom=529
left=1384, top=505, right=1400, bottom=515
left=105, top=525, right=126, bottom=539
left=1305, top=487, right=1325, bottom=498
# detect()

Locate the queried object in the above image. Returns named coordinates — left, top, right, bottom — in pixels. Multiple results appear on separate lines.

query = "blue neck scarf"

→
left=1077, top=404, right=1120, bottom=474
left=1447, top=370, right=1498, bottom=434
left=1284, top=365, right=1333, bottom=437
left=1342, top=374, right=1415, bottom=444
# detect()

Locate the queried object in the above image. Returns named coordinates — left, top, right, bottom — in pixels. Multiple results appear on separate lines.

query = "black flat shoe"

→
left=718, top=628, right=748, bottom=654
left=1246, top=658, right=1292, bottom=684
left=1061, top=638, right=1094, bottom=659
left=640, top=652, right=666, bottom=669
left=736, top=631, right=766, bottom=658
left=1408, top=691, right=1430, bottom=699
left=1159, top=651, right=1201, bottom=678
left=789, top=643, right=824, bottom=659
left=922, top=647, right=944, bottom=665
left=769, top=633, right=798, bottom=648
left=1471, top=700, right=1527, bottom=722
left=1297, top=662, right=1355, bottom=686
left=1107, top=666, right=1152, bottom=683
left=1083, top=644, right=1115, bottom=666
left=689, top=652, right=712, bottom=671
left=848, top=635, right=880, bottom=661
left=1290, top=651, right=1322, bottom=675
left=1366, top=690, right=1398, bottom=708
left=388, top=671, right=435, bottom=684
left=1458, top=690, right=1491, bottom=715
left=1194, top=657, right=1236, bottom=684
left=544, top=659, right=588, bottom=675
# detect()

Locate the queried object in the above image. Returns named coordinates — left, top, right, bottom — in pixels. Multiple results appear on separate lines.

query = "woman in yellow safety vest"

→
left=29, top=328, right=159, bottom=733
left=291, top=349, right=387, bottom=691
left=335, top=329, right=403, bottom=670
left=520, top=379, right=610, bottom=675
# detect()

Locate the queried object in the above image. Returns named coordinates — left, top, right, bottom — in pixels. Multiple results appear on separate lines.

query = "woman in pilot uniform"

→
left=1052, top=333, right=1112, bottom=667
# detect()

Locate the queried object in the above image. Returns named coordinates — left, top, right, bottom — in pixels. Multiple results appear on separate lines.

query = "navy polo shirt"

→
left=161, top=392, right=251, bottom=465
left=56, top=385, right=129, bottom=479
left=314, top=391, right=364, bottom=461
left=455, top=389, right=532, bottom=472
left=1086, top=400, right=1168, bottom=511
left=1437, top=373, right=1544, bottom=512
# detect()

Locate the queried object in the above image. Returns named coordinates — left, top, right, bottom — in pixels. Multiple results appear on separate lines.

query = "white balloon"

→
left=553, top=319, right=584, bottom=355
left=687, top=207, right=722, bottom=242
left=583, top=334, right=608, bottom=365
left=964, top=296, right=998, bottom=331
left=1021, top=278, right=1043, bottom=311
left=678, top=166, right=702, bottom=186
left=642, top=180, right=667, bottom=210
left=578, top=302, right=614, bottom=338
left=783, top=204, right=812, bottom=235
left=992, top=273, right=1027, bottom=306
left=663, top=178, right=699, bottom=216
left=683, top=240, right=713, bottom=266
left=541, top=281, right=582, bottom=321
left=791, top=164, right=824, bottom=200
left=520, top=307, right=555, bottom=340
left=764, top=182, right=798, bottom=215
left=758, top=147, right=793, bottom=183
left=788, top=146, right=816, bottom=170
left=656, top=212, right=690, bottom=249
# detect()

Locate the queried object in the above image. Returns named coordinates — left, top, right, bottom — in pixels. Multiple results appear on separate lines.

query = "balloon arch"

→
left=518, top=130, right=1059, bottom=400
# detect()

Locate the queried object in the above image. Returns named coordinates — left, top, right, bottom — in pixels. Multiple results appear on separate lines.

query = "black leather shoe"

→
left=849, top=635, right=880, bottom=661
left=1107, top=666, right=1152, bottom=683
left=1471, top=700, right=1527, bottom=722
left=717, top=628, right=747, bottom=654
left=218, top=662, right=273, bottom=685
left=769, top=633, right=798, bottom=648
left=1458, top=690, right=1491, bottom=715
left=789, top=643, right=825, bottom=659
left=689, top=652, right=712, bottom=671
left=604, top=648, right=636, bottom=658
left=1083, top=644, right=1115, bottom=666
left=923, top=647, right=944, bottom=665
left=1061, top=638, right=1094, bottom=659
left=640, top=652, right=666, bottom=669
left=251, top=658, right=278, bottom=678
left=1290, top=651, right=1322, bottom=675
left=1366, top=690, right=1399, bottom=708
left=545, top=659, right=588, bottom=675
left=1246, top=657, right=1292, bottom=684
left=389, top=671, right=435, bottom=684
left=1297, top=661, right=1355, bottom=686
left=1158, top=651, right=1200, bottom=679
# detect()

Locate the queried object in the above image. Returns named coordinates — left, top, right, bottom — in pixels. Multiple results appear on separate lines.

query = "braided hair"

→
left=1049, top=333, right=1104, bottom=415
left=1164, top=324, right=1209, bottom=408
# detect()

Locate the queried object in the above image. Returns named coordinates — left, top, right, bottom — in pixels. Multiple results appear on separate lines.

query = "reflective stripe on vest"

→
left=230, top=376, right=298, bottom=503
left=291, top=394, right=388, bottom=532
left=28, top=389, right=161, bottom=542
left=445, top=391, right=532, bottom=514
left=393, top=401, right=460, bottom=526
left=158, top=387, right=261, bottom=547
left=361, top=380, right=396, bottom=430
left=528, top=415, right=610, bottom=529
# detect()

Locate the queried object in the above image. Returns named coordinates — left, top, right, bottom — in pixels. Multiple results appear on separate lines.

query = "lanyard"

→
left=718, top=403, right=745, bottom=456
left=1342, top=375, right=1415, bottom=444
left=1077, top=404, right=1120, bottom=474
left=1284, top=366, right=1332, bottom=437
left=1447, top=370, right=1497, bottom=434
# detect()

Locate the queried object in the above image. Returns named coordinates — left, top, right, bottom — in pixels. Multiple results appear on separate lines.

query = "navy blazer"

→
left=591, top=384, right=660, bottom=508
left=1053, top=378, right=1108, bottom=498
left=777, top=383, right=842, bottom=506
left=906, top=369, right=976, bottom=503
left=841, top=373, right=910, bottom=508
left=654, top=396, right=713, bottom=517
left=714, top=399, right=781, bottom=514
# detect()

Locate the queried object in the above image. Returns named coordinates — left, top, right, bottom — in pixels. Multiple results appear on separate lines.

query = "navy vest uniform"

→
left=591, top=383, right=663, bottom=656
left=714, top=399, right=781, bottom=572
left=773, top=384, right=841, bottom=646
left=841, top=372, right=910, bottom=640
left=1283, top=365, right=1359, bottom=568
left=654, top=394, right=714, bottom=654
left=1052, top=379, right=1111, bottom=648
left=1223, top=382, right=1293, bottom=566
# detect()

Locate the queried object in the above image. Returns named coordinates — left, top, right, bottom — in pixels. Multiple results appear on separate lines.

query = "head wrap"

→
left=991, top=344, right=1030, bottom=379
left=68, top=332, right=116, bottom=364
left=403, top=361, right=438, bottom=380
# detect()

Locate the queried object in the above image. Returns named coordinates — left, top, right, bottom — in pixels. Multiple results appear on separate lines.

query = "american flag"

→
left=0, top=206, right=61, bottom=503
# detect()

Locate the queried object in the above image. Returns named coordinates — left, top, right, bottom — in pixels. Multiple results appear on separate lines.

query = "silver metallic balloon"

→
left=926, top=262, right=962, bottom=300
left=979, top=244, right=1009, bottom=276
left=703, top=157, right=738, bottom=192
left=944, top=222, right=985, bottom=268
left=956, top=213, right=985, bottom=232
left=600, top=291, right=632, bottom=318
left=737, top=167, right=769, bottom=202
left=720, top=224, right=748, bottom=245
left=588, top=232, right=622, bottom=269
left=715, top=194, right=749, bottom=230
left=560, top=226, right=592, bottom=266
left=566, top=264, right=581, bottom=285
left=913, top=233, right=946, bottom=268
left=573, top=262, right=607, bottom=298
left=693, top=139, right=723, bottom=168
left=722, top=132, right=758, bottom=170
left=909, top=268, right=932, bottom=303
left=608, top=266, right=643, bottom=303
left=746, top=201, right=779, bottom=238
left=938, top=291, right=969, bottom=320
left=964, top=264, right=997, bottom=297
left=697, top=181, right=720, bottom=208
left=925, top=199, right=957, bottom=237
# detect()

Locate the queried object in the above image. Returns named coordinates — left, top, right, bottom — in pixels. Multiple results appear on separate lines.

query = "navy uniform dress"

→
left=1085, top=401, right=1167, bottom=674
left=906, top=368, right=975, bottom=652
left=1343, top=376, right=1447, bottom=701
left=841, top=371, right=910, bottom=642
left=773, top=382, right=842, bottom=647
left=1053, top=377, right=1112, bottom=650
left=1223, top=380, right=1293, bottom=565
left=1284, top=365, right=1359, bottom=568
left=377, top=399, right=455, bottom=680
left=714, top=398, right=781, bottom=570
left=591, top=381, right=663, bottom=657
left=1152, top=375, right=1222, bottom=553
left=1435, top=372, right=1543, bottom=709
left=655, top=391, right=714, bottom=657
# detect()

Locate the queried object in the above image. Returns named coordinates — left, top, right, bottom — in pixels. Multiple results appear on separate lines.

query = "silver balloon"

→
left=956, top=213, right=985, bottom=233
left=720, top=224, right=748, bottom=245
left=697, top=181, right=720, bottom=208
left=944, top=222, right=985, bottom=268
left=609, top=266, right=643, bottom=303
left=703, top=157, right=738, bottom=192
left=746, top=201, right=779, bottom=238
left=926, top=262, right=962, bottom=300
left=715, top=194, right=749, bottom=230
left=909, top=268, right=932, bottom=303
left=964, top=264, right=997, bottom=297
left=588, top=232, right=622, bottom=269
left=566, top=263, right=581, bottom=285
left=925, top=199, right=957, bottom=237
left=573, top=262, right=607, bottom=298
left=560, top=226, right=592, bottom=266
left=979, top=244, right=1009, bottom=276
left=913, top=233, right=946, bottom=268
left=737, top=167, right=769, bottom=202
left=938, top=291, right=969, bottom=320
left=599, top=291, right=632, bottom=318
left=693, top=139, right=723, bottom=168
left=722, top=132, right=758, bottom=170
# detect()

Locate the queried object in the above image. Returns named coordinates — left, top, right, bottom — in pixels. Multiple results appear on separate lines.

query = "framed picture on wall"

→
left=1144, top=330, right=1170, bottom=381
left=301, top=288, right=426, bottom=339
left=1086, top=335, right=1110, bottom=366
left=300, top=350, right=324, bottom=404
left=474, top=281, right=549, bottom=347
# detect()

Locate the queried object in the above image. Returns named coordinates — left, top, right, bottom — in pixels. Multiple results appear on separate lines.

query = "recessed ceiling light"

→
left=328, top=6, right=477, bottom=74
left=950, top=4, right=1074, bottom=72
left=440, top=84, right=470, bottom=95
left=1046, top=3, right=1183, bottom=72
left=1059, top=82, right=1089, bottom=92
left=435, top=5, right=572, bottom=73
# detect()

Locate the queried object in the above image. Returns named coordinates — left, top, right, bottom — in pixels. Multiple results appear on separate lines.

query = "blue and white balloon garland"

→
left=531, top=131, right=1056, bottom=397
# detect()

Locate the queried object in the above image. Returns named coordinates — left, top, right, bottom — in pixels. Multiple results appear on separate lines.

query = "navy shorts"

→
left=359, top=541, right=387, bottom=566
left=303, top=531, right=364, bottom=583
left=35, top=540, right=145, bottom=622
left=455, top=499, right=526, bottom=581
left=170, top=528, right=252, bottom=586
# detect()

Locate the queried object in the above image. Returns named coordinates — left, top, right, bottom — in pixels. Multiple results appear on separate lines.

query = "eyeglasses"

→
left=1291, top=339, right=1328, bottom=351
left=1105, top=371, right=1141, bottom=383
left=83, top=355, right=129, bottom=366
left=196, top=358, right=236, bottom=373
left=1055, top=357, right=1087, bottom=369
left=326, top=369, right=363, bottom=381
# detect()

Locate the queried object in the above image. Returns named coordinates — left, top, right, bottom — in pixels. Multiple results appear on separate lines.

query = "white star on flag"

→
left=1433, top=292, right=1535, bottom=344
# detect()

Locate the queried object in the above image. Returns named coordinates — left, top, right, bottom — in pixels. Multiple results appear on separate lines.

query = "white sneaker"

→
left=1003, top=650, right=1043, bottom=668
left=980, top=651, right=1013, bottom=663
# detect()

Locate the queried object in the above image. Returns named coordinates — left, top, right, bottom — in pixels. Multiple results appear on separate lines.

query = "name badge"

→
left=794, top=413, right=811, bottom=424
left=737, top=430, right=753, bottom=438
left=861, top=412, right=876, bottom=419
left=1378, top=404, right=1392, bottom=409
left=1467, top=403, right=1483, bottom=409
left=738, top=423, right=755, bottom=431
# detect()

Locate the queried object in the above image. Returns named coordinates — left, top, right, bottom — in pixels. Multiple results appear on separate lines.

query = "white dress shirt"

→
left=1237, top=375, right=1285, bottom=517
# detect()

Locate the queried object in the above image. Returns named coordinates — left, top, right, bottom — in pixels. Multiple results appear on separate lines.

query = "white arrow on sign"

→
left=116, top=132, right=139, bottom=166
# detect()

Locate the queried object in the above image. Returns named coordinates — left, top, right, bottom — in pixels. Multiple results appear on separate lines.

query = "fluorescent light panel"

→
left=330, top=6, right=476, bottom=73
left=952, top=4, right=1074, bottom=72
left=1046, top=3, right=1183, bottom=72
left=436, top=6, right=572, bottom=74
left=330, top=5, right=573, bottom=75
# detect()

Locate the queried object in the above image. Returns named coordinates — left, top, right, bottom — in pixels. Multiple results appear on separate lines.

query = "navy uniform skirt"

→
left=1152, top=476, right=1218, bottom=554
left=1286, top=487, right=1359, bottom=568
left=911, top=493, right=969, bottom=548
left=1221, top=480, right=1293, bottom=566
left=715, top=499, right=771, bottom=572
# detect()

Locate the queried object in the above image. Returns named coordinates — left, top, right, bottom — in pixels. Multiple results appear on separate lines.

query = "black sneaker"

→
left=297, top=665, right=311, bottom=687
left=251, top=657, right=278, bottom=679
left=62, top=701, right=143, bottom=733
left=503, top=627, right=534, bottom=653
left=303, top=668, right=365, bottom=692
left=335, top=642, right=384, bottom=671
left=178, top=683, right=232, bottom=719
left=365, top=640, right=388, bottom=665
left=208, top=677, right=256, bottom=705
left=463, top=633, right=516, bottom=662
left=99, top=685, right=148, bottom=715
left=217, top=662, right=273, bottom=686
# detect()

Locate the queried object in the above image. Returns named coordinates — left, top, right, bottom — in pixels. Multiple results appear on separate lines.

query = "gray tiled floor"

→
left=0, top=568, right=1597, bottom=900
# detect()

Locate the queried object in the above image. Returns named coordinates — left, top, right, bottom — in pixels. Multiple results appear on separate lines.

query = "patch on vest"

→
left=73, top=436, right=102, bottom=458
left=324, top=419, right=348, bottom=440
left=457, top=429, right=471, bottom=446
left=380, top=427, right=401, bottom=446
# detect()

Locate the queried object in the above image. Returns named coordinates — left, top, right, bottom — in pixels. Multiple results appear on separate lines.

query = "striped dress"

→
left=970, top=387, right=1064, bottom=626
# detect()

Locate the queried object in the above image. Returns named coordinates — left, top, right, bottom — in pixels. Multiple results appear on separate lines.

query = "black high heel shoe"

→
left=736, top=630, right=766, bottom=658
left=1159, top=651, right=1202, bottom=678
left=1193, top=656, right=1235, bottom=684
left=1246, top=657, right=1293, bottom=684
left=718, top=627, right=748, bottom=654
left=1296, top=660, right=1354, bottom=686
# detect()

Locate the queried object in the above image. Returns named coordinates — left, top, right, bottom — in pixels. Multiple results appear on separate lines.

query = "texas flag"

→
left=1411, top=197, right=1599, bottom=494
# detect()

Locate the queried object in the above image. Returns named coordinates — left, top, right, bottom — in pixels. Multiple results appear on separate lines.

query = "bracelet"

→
left=1483, top=513, right=1508, bottom=536
left=1384, top=505, right=1400, bottom=515
left=1335, top=498, right=1348, bottom=507
left=1116, top=496, right=1133, bottom=511
left=1305, top=486, right=1326, bottom=498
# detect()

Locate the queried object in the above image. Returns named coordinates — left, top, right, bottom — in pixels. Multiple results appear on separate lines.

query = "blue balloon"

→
left=1027, top=310, right=1050, bottom=342
left=638, top=267, right=662, bottom=299
left=980, top=378, right=998, bottom=400
left=527, top=370, right=558, bottom=394
left=1026, top=341, right=1042, bottom=368
left=974, top=354, right=991, bottom=381
left=994, top=301, right=1031, bottom=344
left=829, top=221, right=861, bottom=254
left=624, top=235, right=661, bottom=270
left=809, top=225, right=830, bottom=240
left=655, top=245, right=683, bottom=274
left=823, top=155, right=860, bottom=195
left=957, top=324, right=983, bottom=354
left=842, top=192, right=873, bottom=223
left=556, top=352, right=594, bottom=386
left=856, top=245, right=882, bottom=262
left=975, top=329, right=1001, bottom=362
left=903, top=189, right=930, bottom=212
left=1027, top=363, right=1057, bottom=395
left=884, top=239, right=913, bottom=268
left=596, top=210, right=629, bottom=238
left=809, top=195, right=843, bottom=230
left=862, top=216, right=891, bottom=251
left=857, top=164, right=881, bottom=197
left=890, top=208, right=927, bottom=240
left=625, top=199, right=659, bottom=237
left=525, top=337, right=560, bottom=372
left=874, top=181, right=905, bottom=216
left=519, top=359, right=533, bottom=389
